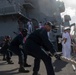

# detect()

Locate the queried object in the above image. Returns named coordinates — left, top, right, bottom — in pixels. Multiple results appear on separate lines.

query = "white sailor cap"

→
left=64, top=27, right=70, bottom=30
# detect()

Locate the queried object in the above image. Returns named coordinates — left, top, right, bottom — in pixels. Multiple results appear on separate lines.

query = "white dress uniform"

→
left=27, top=21, right=33, bottom=34
left=39, top=23, right=42, bottom=28
left=62, top=32, right=71, bottom=58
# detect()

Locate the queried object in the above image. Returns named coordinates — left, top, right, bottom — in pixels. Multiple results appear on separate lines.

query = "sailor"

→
left=62, top=27, right=71, bottom=58
left=24, top=22, right=60, bottom=75
left=9, top=28, right=30, bottom=73
left=1, top=36, right=13, bottom=64
left=27, top=19, right=33, bottom=34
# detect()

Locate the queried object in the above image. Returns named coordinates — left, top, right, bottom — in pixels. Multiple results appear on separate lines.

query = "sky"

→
left=56, top=0, right=76, bottom=35
left=58, top=0, right=76, bottom=24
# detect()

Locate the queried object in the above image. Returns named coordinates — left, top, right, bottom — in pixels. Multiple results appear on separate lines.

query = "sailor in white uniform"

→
left=27, top=19, right=33, bottom=34
left=62, top=27, right=71, bottom=58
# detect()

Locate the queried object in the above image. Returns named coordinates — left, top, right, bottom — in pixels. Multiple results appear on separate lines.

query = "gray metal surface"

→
left=0, top=56, right=76, bottom=75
